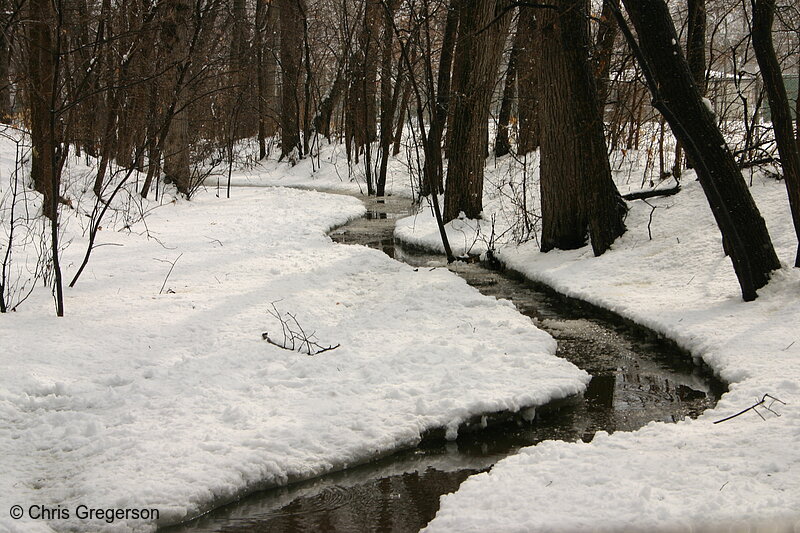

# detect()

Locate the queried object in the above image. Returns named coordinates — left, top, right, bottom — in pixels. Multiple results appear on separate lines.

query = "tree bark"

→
left=444, top=0, right=511, bottom=221
left=279, top=0, right=305, bottom=161
left=494, top=28, right=520, bottom=158
left=422, top=0, right=459, bottom=195
left=593, top=0, right=618, bottom=112
left=752, top=0, right=800, bottom=266
left=376, top=0, right=399, bottom=197
left=26, top=0, right=58, bottom=219
left=538, top=0, right=626, bottom=255
left=686, top=0, right=706, bottom=95
left=162, top=0, right=192, bottom=195
left=0, top=4, right=13, bottom=123
left=619, top=0, right=780, bottom=300
left=516, top=6, right=540, bottom=155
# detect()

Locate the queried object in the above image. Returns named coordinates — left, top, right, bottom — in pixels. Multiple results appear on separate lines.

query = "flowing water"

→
left=164, top=194, right=725, bottom=533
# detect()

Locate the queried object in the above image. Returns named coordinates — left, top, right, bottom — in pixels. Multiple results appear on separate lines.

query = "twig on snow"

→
left=263, top=301, right=340, bottom=356
left=713, top=394, right=786, bottom=424
left=155, top=253, right=183, bottom=295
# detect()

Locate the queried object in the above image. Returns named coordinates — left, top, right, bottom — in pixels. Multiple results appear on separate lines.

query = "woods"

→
left=1, top=0, right=799, bottom=313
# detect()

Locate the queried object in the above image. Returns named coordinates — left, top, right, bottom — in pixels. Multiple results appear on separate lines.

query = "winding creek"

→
left=164, top=193, right=725, bottom=533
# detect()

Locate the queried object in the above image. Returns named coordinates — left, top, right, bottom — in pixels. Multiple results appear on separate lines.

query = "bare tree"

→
left=752, top=0, right=800, bottom=266
left=616, top=0, right=781, bottom=300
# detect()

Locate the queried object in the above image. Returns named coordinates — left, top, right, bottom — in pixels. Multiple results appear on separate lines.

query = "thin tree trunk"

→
left=314, top=60, right=346, bottom=141
left=422, top=0, right=459, bottom=195
left=255, top=0, right=268, bottom=159
left=516, top=6, right=540, bottom=155
left=495, top=29, right=519, bottom=158
left=752, top=0, right=800, bottom=266
left=279, top=0, right=304, bottom=161
left=0, top=6, right=13, bottom=124
left=376, top=0, right=399, bottom=197
left=594, top=0, right=618, bottom=112
left=392, top=80, right=411, bottom=155
left=27, top=0, right=57, bottom=219
left=162, top=0, right=192, bottom=195
left=686, top=0, right=706, bottom=95
left=618, top=0, right=780, bottom=300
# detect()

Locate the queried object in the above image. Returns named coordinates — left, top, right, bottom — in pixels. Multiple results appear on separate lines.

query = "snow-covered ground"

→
left=222, top=140, right=800, bottom=530
left=4, top=128, right=799, bottom=532
left=395, top=165, right=800, bottom=530
left=0, top=133, right=588, bottom=532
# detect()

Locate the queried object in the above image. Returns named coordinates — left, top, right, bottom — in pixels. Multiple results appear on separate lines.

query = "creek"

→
left=165, top=193, right=725, bottom=533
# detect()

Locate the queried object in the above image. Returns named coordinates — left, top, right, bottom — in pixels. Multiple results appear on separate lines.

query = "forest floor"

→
left=0, top=134, right=588, bottom=532
left=254, top=142, right=800, bottom=532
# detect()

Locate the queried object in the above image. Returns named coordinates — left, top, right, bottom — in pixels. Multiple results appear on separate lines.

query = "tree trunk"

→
left=376, top=0, right=399, bottom=197
left=0, top=5, right=13, bottom=123
left=392, top=80, right=411, bottom=155
left=444, top=0, right=511, bottom=221
left=279, top=0, right=304, bottom=161
left=538, top=0, right=626, bottom=255
left=686, top=0, right=706, bottom=95
left=314, top=60, right=346, bottom=141
left=593, top=0, right=617, bottom=113
left=255, top=0, right=267, bottom=158
left=162, top=0, right=192, bottom=195
left=422, top=0, right=459, bottom=195
left=516, top=6, right=540, bottom=155
left=619, top=0, right=780, bottom=300
left=26, top=0, right=57, bottom=219
left=494, top=29, right=520, bottom=158
left=752, top=0, right=800, bottom=266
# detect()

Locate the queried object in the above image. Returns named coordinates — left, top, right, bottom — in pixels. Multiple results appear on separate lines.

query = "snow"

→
left=4, top=125, right=800, bottom=532
left=0, top=133, right=587, bottom=532
left=395, top=165, right=800, bottom=531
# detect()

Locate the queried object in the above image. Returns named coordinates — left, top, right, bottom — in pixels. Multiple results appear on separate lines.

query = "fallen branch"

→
left=263, top=302, right=340, bottom=356
left=622, top=184, right=681, bottom=201
left=713, top=393, right=786, bottom=424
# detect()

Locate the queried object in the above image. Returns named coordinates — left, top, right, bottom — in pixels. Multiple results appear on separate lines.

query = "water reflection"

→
left=165, top=194, right=724, bottom=533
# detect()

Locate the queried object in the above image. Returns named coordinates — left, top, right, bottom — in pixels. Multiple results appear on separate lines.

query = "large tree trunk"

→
left=619, top=0, right=780, bottom=300
left=516, top=7, right=540, bottom=155
left=538, top=0, right=626, bottom=255
left=752, top=0, right=800, bottom=267
left=444, top=0, right=511, bottom=221
left=279, top=0, right=304, bottom=161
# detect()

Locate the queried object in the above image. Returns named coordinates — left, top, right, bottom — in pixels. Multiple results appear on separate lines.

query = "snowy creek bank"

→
left=1, top=184, right=588, bottom=533
left=165, top=193, right=724, bottom=532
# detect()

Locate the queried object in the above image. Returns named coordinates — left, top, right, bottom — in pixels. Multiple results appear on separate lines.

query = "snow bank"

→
left=207, top=141, right=419, bottom=199
left=399, top=171, right=800, bottom=531
left=0, top=137, right=588, bottom=532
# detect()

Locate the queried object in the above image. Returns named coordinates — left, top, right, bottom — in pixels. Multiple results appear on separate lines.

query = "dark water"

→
left=164, top=195, right=725, bottom=533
